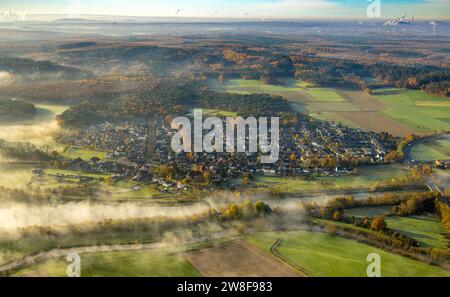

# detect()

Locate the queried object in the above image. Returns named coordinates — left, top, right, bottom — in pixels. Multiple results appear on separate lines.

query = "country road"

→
left=270, top=236, right=308, bottom=277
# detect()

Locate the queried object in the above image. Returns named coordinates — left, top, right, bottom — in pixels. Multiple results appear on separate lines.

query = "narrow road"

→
left=270, top=236, right=309, bottom=277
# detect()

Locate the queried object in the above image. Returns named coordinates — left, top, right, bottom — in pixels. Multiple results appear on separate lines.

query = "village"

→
left=30, top=113, right=398, bottom=193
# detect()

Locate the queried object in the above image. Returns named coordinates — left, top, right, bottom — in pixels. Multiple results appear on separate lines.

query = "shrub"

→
left=371, top=217, right=387, bottom=231
left=333, top=210, right=343, bottom=221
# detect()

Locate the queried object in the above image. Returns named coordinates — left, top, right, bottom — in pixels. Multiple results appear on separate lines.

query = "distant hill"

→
left=0, top=98, right=36, bottom=122
left=0, top=57, right=92, bottom=81
left=57, top=42, right=97, bottom=50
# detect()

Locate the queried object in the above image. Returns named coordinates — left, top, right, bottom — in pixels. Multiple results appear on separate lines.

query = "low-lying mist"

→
left=0, top=201, right=210, bottom=231
left=0, top=115, right=61, bottom=147
left=0, top=71, right=13, bottom=84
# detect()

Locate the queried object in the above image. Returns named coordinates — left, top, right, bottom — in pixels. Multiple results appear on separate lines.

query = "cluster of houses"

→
left=74, top=121, right=149, bottom=164
left=290, top=121, right=393, bottom=164
left=435, top=160, right=449, bottom=169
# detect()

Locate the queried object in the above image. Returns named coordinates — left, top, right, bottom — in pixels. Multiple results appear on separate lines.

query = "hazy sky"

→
left=1, top=0, right=449, bottom=19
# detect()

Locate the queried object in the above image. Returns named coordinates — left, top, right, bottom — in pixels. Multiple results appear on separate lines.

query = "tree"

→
left=371, top=217, right=387, bottom=231
left=255, top=200, right=272, bottom=215
left=333, top=210, right=343, bottom=221
left=444, top=188, right=450, bottom=198
left=319, top=207, right=332, bottom=219
left=203, top=170, right=213, bottom=184
left=155, top=165, right=176, bottom=180
left=406, top=133, right=416, bottom=143
left=241, top=201, right=256, bottom=217
left=409, top=167, right=423, bottom=183
left=422, top=164, right=433, bottom=176
left=326, top=224, right=338, bottom=236
left=223, top=204, right=240, bottom=220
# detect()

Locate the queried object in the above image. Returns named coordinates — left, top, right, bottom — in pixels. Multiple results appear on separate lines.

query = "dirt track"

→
left=185, top=240, right=303, bottom=277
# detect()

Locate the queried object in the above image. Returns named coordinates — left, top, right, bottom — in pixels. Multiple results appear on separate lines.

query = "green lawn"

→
left=385, top=215, right=448, bottom=249
left=13, top=249, right=200, bottom=277
left=247, top=231, right=450, bottom=277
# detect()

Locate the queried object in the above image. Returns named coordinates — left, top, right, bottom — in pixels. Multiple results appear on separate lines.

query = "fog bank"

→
left=0, top=202, right=209, bottom=231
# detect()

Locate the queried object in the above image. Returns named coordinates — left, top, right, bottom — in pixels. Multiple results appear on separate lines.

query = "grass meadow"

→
left=13, top=249, right=200, bottom=277
left=247, top=231, right=450, bottom=277
left=210, top=78, right=450, bottom=136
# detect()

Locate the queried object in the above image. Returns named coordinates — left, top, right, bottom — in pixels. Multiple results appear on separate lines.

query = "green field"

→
left=410, top=135, right=450, bottom=161
left=345, top=206, right=393, bottom=218
left=306, top=89, right=347, bottom=102
left=385, top=215, right=448, bottom=249
left=13, top=249, right=200, bottom=277
left=41, top=169, right=177, bottom=202
left=237, top=164, right=411, bottom=193
left=374, top=88, right=450, bottom=134
left=0, top=226, right=166, bottom=268
left=308, top=111, right=360, bottom=129
left=44, top=168, right=110, bottom=179
left=209, top=78, right=307, bottom=95
left=62, top=146, right=110, bottom=161
left=38, top=168, right=109, bottom=188
left=210, top=79, right=347, bottom=104
left=344, top=207, right=448, bottom=248
left=35, top=104, right=70, bottom=116
left=210, top=79, right=450, bottom=136
left=101, top=180, right=178, bottom=202
left=189, top=108, right=238, bottom=117
left=247, top=231, right=450, bottom=277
